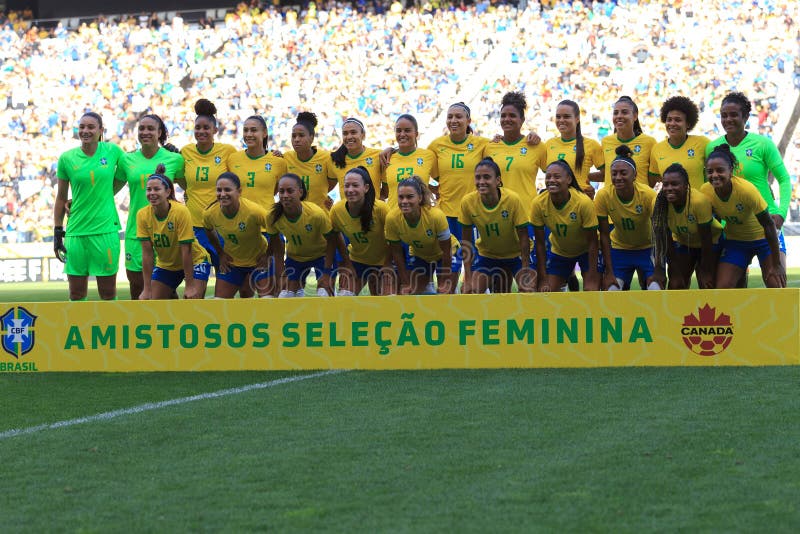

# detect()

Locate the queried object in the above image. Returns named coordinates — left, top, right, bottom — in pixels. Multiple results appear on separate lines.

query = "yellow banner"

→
left=0, top=290, right=797, bottom=371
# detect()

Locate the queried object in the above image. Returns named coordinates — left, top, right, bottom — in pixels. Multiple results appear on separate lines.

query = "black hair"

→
left=721, top=92, right=752, bottom=118
left=546, top=159, right=582, bottom=193
left=332, top=117, right=366, bottom=168
left=501, top=91, right=527, bottom=120
left=396, top=113, right=419, bottom=132
left=194, top=98, right=217, bottom=126
left=147, top=163, right=176, bottom=200
left=557, top=100, right=584, bottom=174
left=397, top=175, right=433, bottom=207
left=271, top=173, right=307, bottom=224
left=140, top=113, right=168, bottom=145
left=217, top=171, right=241, bottom=189
left=615, top=96, right=643, bottom=137
left=706, top=143, right=738, bottom=171
left=295, top=111, right=318, bottom=137
left=475, top=157, right=502, bottom=181
left=449, top=102, right=473, bottom=135
left=81, top=111, right=104, bottom=141
left=652, top=162, right=691, bottom=269
left=612, top=145, right=637, bottom=174
left=344, top=166, right=376, bottom=233
left=659, top=96, right=699, bottom=131
left=244, top=115, right=269, bottom=150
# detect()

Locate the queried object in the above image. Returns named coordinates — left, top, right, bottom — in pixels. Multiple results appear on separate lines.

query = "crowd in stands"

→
left=0, top=0, right=798, bottom=244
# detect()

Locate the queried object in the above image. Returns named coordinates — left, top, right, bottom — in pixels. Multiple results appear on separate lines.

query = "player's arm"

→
left=139, top=239, right=155, bottom=300
left=765, top=144, right=792, bottom=228
left=515, top=225, right=535, bottom=293
left=756, top=210, right=786, bottom=287
left=696, top=224, right=715, bottom=289
left=459, top=223, right=475, bottom=294
left=437, top=236, right=452, bottom=294
left=532, top=226, right=548, bottom=289
left=582, top=226, right=601, bottom=291
left=597, top=216, right=616, bottom=290
left=387, top=241, right=407, bottom=294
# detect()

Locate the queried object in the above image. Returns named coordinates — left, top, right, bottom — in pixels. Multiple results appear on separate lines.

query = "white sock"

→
left=647, top=281, right=662, bottom=290
left=317, top=288, right=330, bottom=297
left=336, top=289, right=355, bottom=297
left=278, top=290, right=295, bottom=298
left=258, top=294, right=275, bottom=298
left=296, top=289, right=305, bottom=297
left=424, top=283, right=436, bottom=293
left=607, top=284, right=621, bottom=291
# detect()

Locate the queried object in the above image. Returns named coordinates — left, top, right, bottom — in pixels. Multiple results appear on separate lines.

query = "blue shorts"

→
left=474, top=255, right=522, bottom=276
left=610, top=248, right=654, bottom=290
left=546, top=251, right=604, bottom=279
left=408, top=256, right=444, bottom=278
left=447, top=216, right=463, bottom=272
left=352, top=261, right=382, bottom=281
left=779, top=230, right=786, bottom=253
left=194, top=226, right=223, bottom=269
left=285, top=256, right=327, bottom=282
left=217, top=265, right=270, bottom=287
left=719, top=238, right=773, bottom=269
left=152, top=262, right=211, bottom=289
left=530, top=226, right=552, bottom=267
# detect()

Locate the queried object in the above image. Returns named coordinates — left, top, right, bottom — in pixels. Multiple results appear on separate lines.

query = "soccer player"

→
left=177, top=99, right=237, bottom=268
left=136, top=166, right=209, bottom=300
left=265, top=173, right=339, bottom=298
left=649, top=96, right=709, bottom=190
left=651, top=163, right=722, bottom=290
left=283, top=111, right=337, bottom=211
left=601, top=96, right=657, bottom=187
left=385, top=176, right=452, bottom=295
left=539, top=100, right=604, bottom=199
left=115, top=114, right=185, bottom=299
left=228, top=115, right=287, bottom=212
left=700, top=144, right=785, bottom=288
left=202, top=173, right=272, bottom=298
left=459, top=157, right=532, bottom=294
left=53, top=111, right=125, bottom=301
left=382, top=114, right=438, bottom=209
left=706, top=91, right=791, bottom=276
left=330, top=117, right=384, bottom=201
left=530, top=160, right=600, bottom=292
left=329, top=166, right=391, bottom=296
left=595, top=146, right=658, bottom=290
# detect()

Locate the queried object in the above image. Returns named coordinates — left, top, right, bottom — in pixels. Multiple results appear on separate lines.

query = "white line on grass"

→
left=0, top=370, right=345, bottom=441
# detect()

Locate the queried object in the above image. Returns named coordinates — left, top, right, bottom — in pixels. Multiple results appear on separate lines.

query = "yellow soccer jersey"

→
left=382, top=148, right=439, bottom=208
left=181, top=143, right=237, bottom=226
left=649, top=135, right=710, bottom=190
left=202, top=197, right=268, bottom=267
left=459, top=189, right=529, bottom=259
left=700, top=178, right=768, bottom=241
left=539, top=136, right=604, bottom=190
left=228, top=150, right=287, bottom=211
left=601, top=134, right=657, bottom=186
left=530, top=191, right=598, bottom=258
left=667, top=188, right=723, bottom=248
left=385, top=206, right=449, bottom=262
left=330, top=200, right=389, bottom=266
left=331, top=147, right=383, bottom=201
left=283, top=148, right=337, bottom=210
left=427, top=134, right=491, bottom=217
left=264, top=201, right=334, bottom=262
left=136, top=200, right=208, bottom=270
left=594, top=182, right=656, bottom=250
left=483, top=138, right=546, bottom=208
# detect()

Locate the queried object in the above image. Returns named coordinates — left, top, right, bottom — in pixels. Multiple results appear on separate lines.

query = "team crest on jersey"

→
left=633, top=145, right=641, bottom=154
left=501, top=210, right=509, bottom=219
left=569, top=212, right=577, bottom=221
left=687, top=149, right=695, bottom=157
left=215, top=156, right=222, bottom=164
left=688, top=214, right=696, bottom=223
left=99, top=158, right=107, bottom=166
left=238, top=222, right=246, bottom=231
left=1, top=306, right=37, bottom=358
left=125, top=252, right=132, bottom=261
left=635, top=204, right=643, bottom=214
left=265, top=163, right=272, bottom=171
left=520, top=147, right=528, bottom=155
left=305, top=224, right=313, bottom=232
left=315, top=164, right=323, bottom=173
left=746, top=149, right=753, bottom=157
left=167, top=222, right=174, bottom=231
left=426, top=229, right=433, bottom=237
left=416, top=158, right=424, bottom=165
left=467, top=143, right=474, bottom=151
left=735, top=203, right=744, bottom=212
left=366, top=157, right=374, bottom=165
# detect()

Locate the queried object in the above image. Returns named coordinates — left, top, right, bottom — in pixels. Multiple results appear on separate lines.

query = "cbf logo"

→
left=520, top=147, right=528, bottom=155
left=569, top=212, right=577, bottom=221
left=635, top=204, right=643, bottom=214
left=265, top=163, right=272, bottom=171
left=688, top=214, right=696, bottom=223
left=238, top=222, right=247, bottom=231
left=687, top=149, right=695, bottom=157
left=745, top=149, right=753, bottom=158
left=305, top=224, right=313, bottom=232
left=736, top=203, right=744, bottom=212
left=426, top=229, right=433, bottom=237
left=315, top=164, right=323, bottom=173
left=99, top=157, right=108, bottom=166
left=215, top=156, right=222, bottom=164
left=633, top=145, right=641, bottom=154
left=417, top=158, right=424, bottom=165
left=167, top=221, right=174, bottom=231
left=1, top=307, right=37, bottom=358
left=365, top=157, right=374, bottom=165
left=501, top=210, right=509, bottom=219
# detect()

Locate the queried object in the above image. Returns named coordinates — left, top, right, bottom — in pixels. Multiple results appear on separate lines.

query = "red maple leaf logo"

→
left=683, top=304, right=732, bottom=327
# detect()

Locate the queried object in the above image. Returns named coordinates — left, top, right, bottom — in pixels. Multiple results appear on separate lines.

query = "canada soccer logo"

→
left=1, top=307, right=37, bottom=358
left=681, top=304, right=733, bottom=356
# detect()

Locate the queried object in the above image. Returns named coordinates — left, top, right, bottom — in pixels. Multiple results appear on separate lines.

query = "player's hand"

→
left=138, top=288, right=151, bottom=300
left=163, top=142, right=180, bottom=153
left=218, top=251, right=233, bottom=274
left=379, top=147, right=395, bottom=167
left=54, top=226, right=67, bottom=262
left=516, top=267, right=537, bottom=293
left=525, top=131, right=541, bottom=146
left=765, top=264, right=787, bottom=288
left=64, top=199, right=72, bottom=215
left=771, top=213, right=784, bottom=230
left=582, top=186, right=596, bottom=199
left=183, top=282, right=203, bottom=299
left=271, top=148, right=283, bottom=158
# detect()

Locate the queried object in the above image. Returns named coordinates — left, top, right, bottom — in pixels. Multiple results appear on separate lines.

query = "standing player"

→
left=115, top=114, right=184, bottom=299
left=265, top=173, right=339, bottom=298
left=202, top=173, right=272, bottom=298
left=330, top=117, right=384, bottom=201
left=137, top=166, right=209, bottom=300
left=385, top=176, right=452, bottom=295
left=382, top=114, right=439, bottom=209
left=649, top=96, right=709, bottom=190
left=706, top=91, right=791, bottom=276
left=601, top=96, right=657, bottom=187
left=459, top=158, right=532, bottom=294
left=700, top=144, right=785, bottom=288
left=177, top=99, right=237, bottom=268
left=651, top=163, right=722, bottom=289
left=539, top=100, right=604, bottom=199
left=283, top=111, right=338, bottom=211
left=595, top=146, right=658, bottom=291
left=530, top=160, right=601, bottom=292
left=329, top=167, right=391, bottom=296
left=53, top=112, right=125, bottom=301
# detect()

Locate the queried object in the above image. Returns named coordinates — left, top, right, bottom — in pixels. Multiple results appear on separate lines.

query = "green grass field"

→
left=1, top=279, right=799, bottom=531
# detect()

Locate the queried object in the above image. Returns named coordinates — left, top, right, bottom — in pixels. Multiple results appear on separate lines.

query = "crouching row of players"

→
left=136, top=142, right=785, bottom=300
